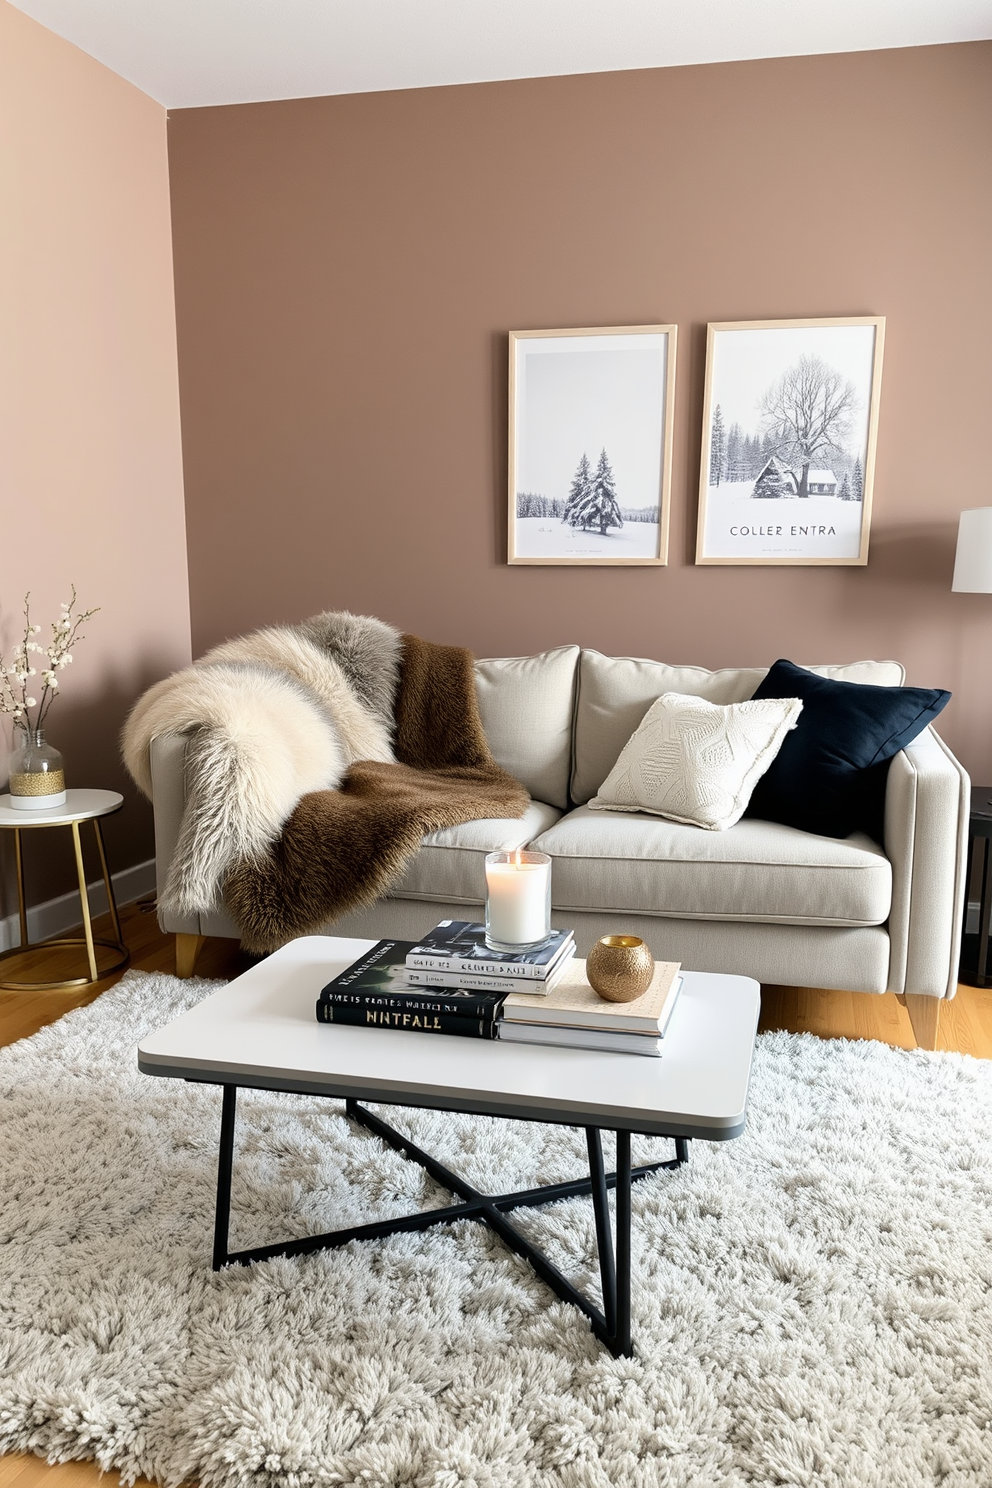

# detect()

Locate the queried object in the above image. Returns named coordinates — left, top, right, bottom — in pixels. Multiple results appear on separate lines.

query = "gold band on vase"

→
left=10, top=769, right=66, bottom=796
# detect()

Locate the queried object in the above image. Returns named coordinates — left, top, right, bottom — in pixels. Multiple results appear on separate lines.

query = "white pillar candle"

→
left=485, top=850, right=551, bottom=948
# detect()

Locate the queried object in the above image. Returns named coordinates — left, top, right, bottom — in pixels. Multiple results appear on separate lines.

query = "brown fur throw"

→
left=225, top=634, right=529, bottom=952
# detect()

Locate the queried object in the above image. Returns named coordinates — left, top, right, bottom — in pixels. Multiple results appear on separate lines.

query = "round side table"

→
left=0, top=788, right=130, bottom=991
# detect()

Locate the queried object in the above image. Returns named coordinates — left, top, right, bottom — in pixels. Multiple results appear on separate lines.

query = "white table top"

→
left=0, top=788, right=123, bottom=827
left=138, top=936, right=760, bottom=1139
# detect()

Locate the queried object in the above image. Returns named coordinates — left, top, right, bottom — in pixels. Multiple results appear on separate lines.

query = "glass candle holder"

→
left=484, top=850, right=552, bottom=952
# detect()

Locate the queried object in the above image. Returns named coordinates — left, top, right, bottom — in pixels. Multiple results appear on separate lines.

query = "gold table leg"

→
left=92, top=817, right=124, bottom=947
left=71, top=819, right=99, bottom=983
left=14, top=828, right=28, bottom=946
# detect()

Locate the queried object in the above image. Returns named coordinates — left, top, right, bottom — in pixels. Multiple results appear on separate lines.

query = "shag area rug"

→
left=3, top=973, right=992, bottom=1488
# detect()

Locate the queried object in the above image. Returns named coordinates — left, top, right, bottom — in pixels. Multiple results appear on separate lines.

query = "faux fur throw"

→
left=122, top=612, right=528, bottom=951
left=226, top=633, right=529, bottom=951
left=122, top=612, right=404, bottom=917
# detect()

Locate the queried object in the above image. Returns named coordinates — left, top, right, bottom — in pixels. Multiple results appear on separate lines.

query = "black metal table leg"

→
left=212, top=1084, right=238, bottom=1270
left=586, top=1129, right=617, bottom=1340
left=615, top=1130, right=633, bottom=1357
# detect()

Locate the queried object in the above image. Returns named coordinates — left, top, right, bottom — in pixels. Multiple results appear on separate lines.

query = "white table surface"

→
left=139, top=937, right=760, bottom=1139
left=0, top=788, right=123, bottom=827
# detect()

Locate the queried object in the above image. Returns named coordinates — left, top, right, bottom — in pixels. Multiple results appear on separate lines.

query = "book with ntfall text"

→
left=316, top=1001, right=499, bottom=1039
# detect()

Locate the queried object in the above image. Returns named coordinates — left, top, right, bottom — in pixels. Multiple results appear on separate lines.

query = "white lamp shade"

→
left=952, top=508, right=992, bottom=593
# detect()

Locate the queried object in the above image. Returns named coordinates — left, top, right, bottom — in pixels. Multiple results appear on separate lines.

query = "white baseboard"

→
left=0, top=858, right=156, bottom=953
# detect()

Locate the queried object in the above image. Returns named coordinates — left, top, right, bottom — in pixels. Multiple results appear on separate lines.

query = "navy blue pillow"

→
left=746, top=659, right=950, bottom=840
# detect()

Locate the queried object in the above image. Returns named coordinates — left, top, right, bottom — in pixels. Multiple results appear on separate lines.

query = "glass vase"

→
left=8, top=727, right=66, bottom=809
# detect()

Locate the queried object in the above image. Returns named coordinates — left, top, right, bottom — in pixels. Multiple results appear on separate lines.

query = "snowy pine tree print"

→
left=508, top=324, right=675, bottom=562
left=561, top=452, right=593, bottom=526
left=564, top=448, right=623, bottom=535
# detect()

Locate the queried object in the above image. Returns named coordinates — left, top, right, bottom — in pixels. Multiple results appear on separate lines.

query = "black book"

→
left=317, top=939, right=505, bottom=1031
left=316, top=1002, right=499, bottom=1039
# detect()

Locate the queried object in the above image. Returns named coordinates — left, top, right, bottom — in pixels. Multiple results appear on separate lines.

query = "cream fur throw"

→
left=122, top=612, right=402, bottom=918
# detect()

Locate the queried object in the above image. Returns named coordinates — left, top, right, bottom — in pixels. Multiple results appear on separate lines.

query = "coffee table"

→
left=138, top=936, right=760, bottom=1357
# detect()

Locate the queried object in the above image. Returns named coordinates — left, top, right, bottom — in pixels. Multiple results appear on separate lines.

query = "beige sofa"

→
left=148, top=646, right=970, bottom=1049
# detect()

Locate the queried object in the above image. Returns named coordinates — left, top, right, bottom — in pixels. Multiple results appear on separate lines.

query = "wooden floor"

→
left=2, top=897, right=992, bottom=1488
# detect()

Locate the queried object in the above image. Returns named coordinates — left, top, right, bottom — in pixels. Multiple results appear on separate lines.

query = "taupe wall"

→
left=169, top=44, right=992, bottom=777
left=1, top=1, right=190, bottom=905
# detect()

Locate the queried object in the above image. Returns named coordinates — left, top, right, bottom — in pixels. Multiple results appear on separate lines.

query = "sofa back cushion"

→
left=571, top=649, right=906, bottom=805
left=475, top=645, right=579, bottom=809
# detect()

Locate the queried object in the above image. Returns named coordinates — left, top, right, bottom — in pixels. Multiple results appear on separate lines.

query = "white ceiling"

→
left=11, top=0, right=992, bottom=110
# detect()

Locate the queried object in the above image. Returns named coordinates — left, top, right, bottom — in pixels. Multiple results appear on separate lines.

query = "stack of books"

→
left=315, top=921, right=575, bottom=1040
left=316, top=920, right=682, bottom=1056
left=500, top=957, right=681, bottom=1057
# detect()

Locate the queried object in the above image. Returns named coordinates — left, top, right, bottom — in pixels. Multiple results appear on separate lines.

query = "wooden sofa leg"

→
left=175, top=933, right=205, bottom=979
left=898, top=993, right=941, bottom=1051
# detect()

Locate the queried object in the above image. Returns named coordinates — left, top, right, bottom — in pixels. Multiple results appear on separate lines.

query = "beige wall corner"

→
left=0, top=0, right=191, bottom=903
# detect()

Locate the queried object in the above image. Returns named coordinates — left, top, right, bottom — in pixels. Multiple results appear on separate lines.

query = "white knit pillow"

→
left=588, top=691, right=803, bottom=831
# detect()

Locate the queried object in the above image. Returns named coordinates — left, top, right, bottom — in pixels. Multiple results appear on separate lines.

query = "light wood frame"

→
left=508, top=324, right=677, bottom=566
left=695, top=316, right=885, bottom=567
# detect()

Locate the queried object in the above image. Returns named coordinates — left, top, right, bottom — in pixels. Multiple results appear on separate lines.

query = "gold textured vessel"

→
left=585, top=935, right=655, bottom=1002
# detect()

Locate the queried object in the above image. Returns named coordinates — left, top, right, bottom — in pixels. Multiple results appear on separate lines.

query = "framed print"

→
left=696, top=317, right=885, bottom=566
left=508, top=324, right=677, bottom=565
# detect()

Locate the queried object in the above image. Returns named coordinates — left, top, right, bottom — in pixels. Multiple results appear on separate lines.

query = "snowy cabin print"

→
left=751, top=458, right=859, bottom=500
left=696, top=318, right=884, bottom=566
left=508, top=325, right=677, bottom=566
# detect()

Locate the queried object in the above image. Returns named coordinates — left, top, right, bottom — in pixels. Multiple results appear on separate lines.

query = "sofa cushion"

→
left=747, top=659, right=952, bottom=840
left=389, top=800, right=562, bottom=903
left=571, top=650, right=907, bottom=805
left=530, top=805, right=892, bottom=926
left=475, top=646, right=579, bottom=810
left=590, top=692, right=803, bottom=830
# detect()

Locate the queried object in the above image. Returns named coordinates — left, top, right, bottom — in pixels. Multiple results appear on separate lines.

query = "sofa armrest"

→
left=884, top=728, right=970, bottom=998
left=148, top=732, right=201, bottom=936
